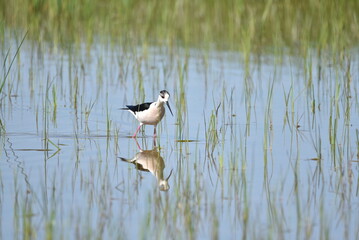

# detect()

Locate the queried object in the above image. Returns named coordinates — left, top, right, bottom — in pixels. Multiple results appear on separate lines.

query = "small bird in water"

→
left=121, top=90, right=173, bottom=138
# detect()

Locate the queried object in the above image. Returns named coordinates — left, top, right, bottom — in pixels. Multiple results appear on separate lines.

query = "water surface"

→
left=1, top=37, right=359, bottom=239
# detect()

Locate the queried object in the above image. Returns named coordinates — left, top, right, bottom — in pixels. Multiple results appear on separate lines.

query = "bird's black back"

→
left=126, top=102, right=153, bottom=113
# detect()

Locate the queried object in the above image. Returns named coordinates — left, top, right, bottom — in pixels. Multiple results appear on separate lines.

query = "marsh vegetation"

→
left=1, top=0, right=359, bottom=239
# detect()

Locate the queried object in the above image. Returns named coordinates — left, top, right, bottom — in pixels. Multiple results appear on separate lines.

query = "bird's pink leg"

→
left=132, top=124, right=142, bottom=138
left=153, top=126, right=157, bottom=138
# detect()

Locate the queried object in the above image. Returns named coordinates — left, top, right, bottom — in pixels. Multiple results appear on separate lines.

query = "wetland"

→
left=1, top=0, right=359, bottom=239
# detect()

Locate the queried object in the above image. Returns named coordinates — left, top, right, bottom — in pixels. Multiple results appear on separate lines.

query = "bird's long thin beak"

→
left=166, top=102, right=173, bottom=116
left=166, top=169, right=173, bottom=181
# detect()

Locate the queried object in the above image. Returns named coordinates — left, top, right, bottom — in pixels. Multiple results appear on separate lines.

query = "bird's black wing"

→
left=126, top=102, right=153, bottom=113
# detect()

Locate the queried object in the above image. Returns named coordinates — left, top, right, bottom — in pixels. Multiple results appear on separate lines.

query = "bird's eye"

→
left=161, top=95, right=165, bottom=98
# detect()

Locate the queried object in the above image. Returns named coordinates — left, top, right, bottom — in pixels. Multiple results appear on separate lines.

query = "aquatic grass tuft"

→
left=263, top=77, right=274, bottom=166
left=204, top=102, right=221, bottom=157
left=84, top=100, right=96, bottom=134
left=174, top=60, right=188, bottom=141
left=0, top=31, right=27, bottom=99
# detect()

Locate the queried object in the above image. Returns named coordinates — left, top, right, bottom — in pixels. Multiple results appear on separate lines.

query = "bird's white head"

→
left=159, top=90, right=170, bottom=102
left=159, top=90, right=173, bottom=116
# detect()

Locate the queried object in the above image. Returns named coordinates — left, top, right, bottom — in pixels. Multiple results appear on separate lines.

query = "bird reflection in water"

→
left=120, top=138, right=173, bottom=191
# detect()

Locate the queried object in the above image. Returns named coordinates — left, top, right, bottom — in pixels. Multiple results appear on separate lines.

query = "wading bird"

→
left=121, top=90, right=173, bottom=138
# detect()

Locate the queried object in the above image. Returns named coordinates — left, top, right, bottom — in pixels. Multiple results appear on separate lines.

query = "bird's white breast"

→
left=136, top=102, right=165, bottom=125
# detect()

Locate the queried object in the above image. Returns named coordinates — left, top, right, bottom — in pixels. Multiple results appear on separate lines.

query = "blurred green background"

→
left=1, top=0, right=358, bottom=53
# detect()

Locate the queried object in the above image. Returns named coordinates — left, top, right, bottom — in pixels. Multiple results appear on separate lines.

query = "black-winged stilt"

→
left=122, top=90, right=173, bottom=138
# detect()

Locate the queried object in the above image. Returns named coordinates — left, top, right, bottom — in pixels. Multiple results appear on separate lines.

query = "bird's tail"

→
left=119, top=107, right=129, bottom=110
left=119, top=157, right=131, bottom=163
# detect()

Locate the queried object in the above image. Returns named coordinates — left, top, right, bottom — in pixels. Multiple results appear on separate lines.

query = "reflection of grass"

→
left=1, top=0, right=358, bottom=53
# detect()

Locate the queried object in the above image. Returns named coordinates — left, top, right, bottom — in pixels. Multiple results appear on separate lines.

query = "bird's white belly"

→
left=136, top=105, right=165, bottom=125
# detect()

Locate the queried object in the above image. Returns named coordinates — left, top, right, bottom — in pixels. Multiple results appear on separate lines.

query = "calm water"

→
left=1, top=37, right=359, bottom=239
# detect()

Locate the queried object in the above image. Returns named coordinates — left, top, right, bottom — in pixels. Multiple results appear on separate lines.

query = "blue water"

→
left=1, top=38, right=358, bottom=239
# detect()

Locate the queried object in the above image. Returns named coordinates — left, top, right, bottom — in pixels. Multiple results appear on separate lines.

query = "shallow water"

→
left=1, top=36, right=359, bottom=239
